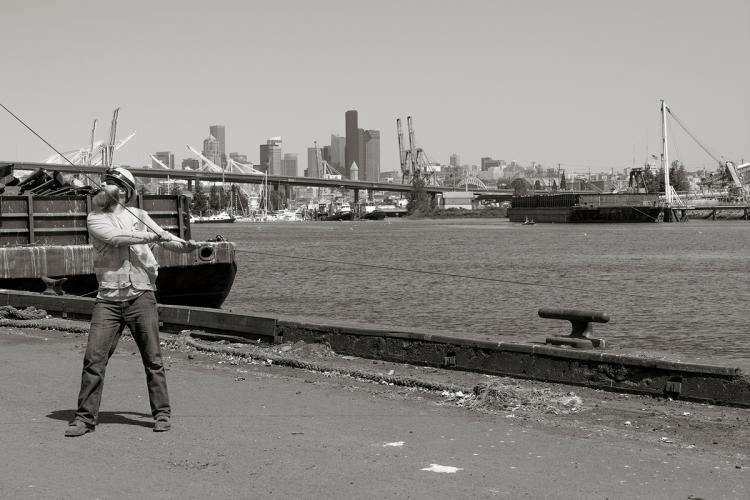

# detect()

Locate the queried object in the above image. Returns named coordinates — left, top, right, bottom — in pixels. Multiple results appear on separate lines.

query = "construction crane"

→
left=665, top=105, right=749, bottom=199
left=41, top=111, right=133, bottom=168
left=102, top=108, right=119, bottom=167
left=396, top=116, right=438, bottom=185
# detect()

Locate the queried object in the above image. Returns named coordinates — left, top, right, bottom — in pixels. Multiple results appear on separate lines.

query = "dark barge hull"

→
left=508, top=193, right=663, bottom=223
left=0, top=261, right=236, bottom=309
left=0, top=193, right=237, bottom=308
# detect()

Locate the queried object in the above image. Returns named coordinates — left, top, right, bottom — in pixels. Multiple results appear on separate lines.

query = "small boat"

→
left=190, top=211, right=236, bottom=224
left=362, top=210, right=387, bottom=221
left=321, top=211, right=354, bottom=221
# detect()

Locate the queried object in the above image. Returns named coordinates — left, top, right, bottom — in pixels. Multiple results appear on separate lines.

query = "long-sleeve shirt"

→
left=87, top=207, right=191, bottom=301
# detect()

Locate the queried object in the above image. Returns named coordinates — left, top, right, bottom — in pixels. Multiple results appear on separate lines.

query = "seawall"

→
left=2, top=289, right=747, bottom=407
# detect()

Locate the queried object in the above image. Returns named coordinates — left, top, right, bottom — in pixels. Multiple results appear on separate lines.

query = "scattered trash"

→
left=660, top=437, right=674, bottom=443
left=234, top=377, right=245, bottom=382
left=420, top=464, right=463, bottom=473
left=383, top=441, right=405, bottom=447
left=464, top=382, right=583, bottom=415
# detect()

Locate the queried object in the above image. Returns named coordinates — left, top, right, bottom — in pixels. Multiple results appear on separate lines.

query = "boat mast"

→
left=661, top=99, right=671, bottom=206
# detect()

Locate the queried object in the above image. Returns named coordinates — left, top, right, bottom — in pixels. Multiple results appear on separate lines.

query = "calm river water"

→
left=192, top=219, right=750, bottom=368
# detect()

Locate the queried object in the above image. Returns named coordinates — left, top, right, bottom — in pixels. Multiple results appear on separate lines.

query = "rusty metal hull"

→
left=0, top=194, right=237, bottom=308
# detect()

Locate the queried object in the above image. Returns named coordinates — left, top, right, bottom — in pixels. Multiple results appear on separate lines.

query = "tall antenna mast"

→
left=661, top=100, right=671, bottom=205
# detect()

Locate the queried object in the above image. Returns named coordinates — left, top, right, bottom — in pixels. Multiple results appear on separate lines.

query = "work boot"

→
left=153, top=415, right=171, bottom=432
left=64, top=420, right=95, bottom=437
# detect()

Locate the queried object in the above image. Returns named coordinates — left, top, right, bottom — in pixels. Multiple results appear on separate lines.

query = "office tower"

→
left=209, top=125, right=226, bottom=168
left=330, top=134, right=345, bottom=172
left=345, top=110, right=359, bottom=178
left=202, top=135, right=221, bottom=167
left=450, top=154, right=460, bottom=167
left=260, top=137, right=282, bottom=176
left=306, top=147, right=321, bottom=178
left=152, top=151, right=174, bottom=169
left=362, top=129, right=380, bottom=182
left=282, top=153, right=298, bottom=177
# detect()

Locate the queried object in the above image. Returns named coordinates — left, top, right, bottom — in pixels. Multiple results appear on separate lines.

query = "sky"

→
left=1, top=0, right=749, bottom=176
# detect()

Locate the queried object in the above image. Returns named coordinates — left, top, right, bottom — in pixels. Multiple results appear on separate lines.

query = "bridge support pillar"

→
left=187, top=179, right=193, bottom=191
left=353, top=189, right=359, bottom=206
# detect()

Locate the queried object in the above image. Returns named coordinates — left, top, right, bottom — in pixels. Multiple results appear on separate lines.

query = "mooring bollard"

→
left=538, top=308, right=609, bottom=349
left=40, top=276, right=67, bottom=296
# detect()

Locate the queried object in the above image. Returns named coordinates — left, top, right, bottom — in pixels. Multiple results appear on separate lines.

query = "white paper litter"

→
left=420, top=464, right=463, bottom=473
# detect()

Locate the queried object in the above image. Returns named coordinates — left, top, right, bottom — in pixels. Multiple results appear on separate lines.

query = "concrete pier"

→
left=2, top=289, right=748, bottom=408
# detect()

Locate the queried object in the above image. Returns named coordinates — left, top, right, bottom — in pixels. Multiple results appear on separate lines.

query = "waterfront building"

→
left=481, top=157, right=503, bottom=171
left=379, top=170, right=399, bottom=183
left=152, top=151, right=174, bottom=169
left=209, top=125, right=226, bottom=168
left=260, top=137, right=282, bottom=176
left=282, top=153, right=298, bottom=177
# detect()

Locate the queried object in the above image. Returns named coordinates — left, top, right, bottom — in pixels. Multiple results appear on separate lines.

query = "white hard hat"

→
left=103, top=167, right=136, bottom=200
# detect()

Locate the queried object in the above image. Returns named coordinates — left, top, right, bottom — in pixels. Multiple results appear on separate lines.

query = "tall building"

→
left=202, top=135, right=220, bottom=167
left=344, top=110, right=380, bottom=181
left=330, top=134, right=345, bottom=172
left=362, top=129, right=380, bottom=182
left=282, top=153, right=298, bottom=177
left=260, top=137, right=282, bottom=175
left=306, top=147, right=321, bottom=178
left=345, top=110, right=359, bottom=179
left=209, top=125, right=226, bottom=168
left=450, top=154, right=461, bottom=167
left=152, top=151, right=174, bottom=169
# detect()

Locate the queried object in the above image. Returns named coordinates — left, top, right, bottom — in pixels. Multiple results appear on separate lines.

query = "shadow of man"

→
left=47, top=409, right=153, bottom=429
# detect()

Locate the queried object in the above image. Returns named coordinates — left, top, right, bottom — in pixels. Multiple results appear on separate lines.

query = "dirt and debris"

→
left=4, top=323, right=750, bottom=465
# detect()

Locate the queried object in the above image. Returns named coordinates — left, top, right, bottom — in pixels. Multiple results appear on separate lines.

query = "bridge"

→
left=2, top=161, right=512, bottom=200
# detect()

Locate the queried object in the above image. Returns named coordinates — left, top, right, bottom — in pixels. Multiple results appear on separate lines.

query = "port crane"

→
left=396, top=116, right=438, bottom=185
left=663, top=103, right=749, bottom=200
left=42, top=109, right=135, bottom=167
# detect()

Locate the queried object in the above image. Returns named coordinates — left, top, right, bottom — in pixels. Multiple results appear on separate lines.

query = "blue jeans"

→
left=73, top=291, right=170, bottom=425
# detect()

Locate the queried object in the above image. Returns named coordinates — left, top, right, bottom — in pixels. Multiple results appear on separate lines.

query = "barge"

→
left=0, top=189, right=236, bottom=308
left=508, top=193, right=665, bottom=223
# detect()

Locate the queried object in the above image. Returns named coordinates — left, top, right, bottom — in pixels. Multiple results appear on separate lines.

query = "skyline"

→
left=1, top=0, right=749, bottom=175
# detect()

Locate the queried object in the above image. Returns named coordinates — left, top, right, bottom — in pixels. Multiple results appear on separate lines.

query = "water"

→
left=191, top=219, right=750, bottom=369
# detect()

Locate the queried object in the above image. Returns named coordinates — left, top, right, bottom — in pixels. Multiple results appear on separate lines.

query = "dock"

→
left=2, top=289, right=748, bottom=408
